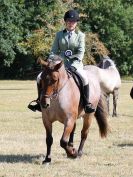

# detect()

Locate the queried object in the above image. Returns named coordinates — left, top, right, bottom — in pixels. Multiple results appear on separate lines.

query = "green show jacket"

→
left=50, top=29, right=85, bottom=69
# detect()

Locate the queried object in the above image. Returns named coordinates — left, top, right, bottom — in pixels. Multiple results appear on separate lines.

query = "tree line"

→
left=0, top=0, right=132, bottom=79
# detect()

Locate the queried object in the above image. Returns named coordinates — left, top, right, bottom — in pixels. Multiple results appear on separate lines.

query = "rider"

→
left=28, top=9, right=95, bottom=113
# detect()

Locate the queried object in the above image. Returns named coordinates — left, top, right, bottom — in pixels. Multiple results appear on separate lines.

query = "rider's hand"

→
left=68, top=56, right=80, bottom=62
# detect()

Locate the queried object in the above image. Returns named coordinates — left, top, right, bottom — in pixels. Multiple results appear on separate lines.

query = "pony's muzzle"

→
left=41, top=97, right=50, bottom=109
left=42, top=103, right=50, bottom=109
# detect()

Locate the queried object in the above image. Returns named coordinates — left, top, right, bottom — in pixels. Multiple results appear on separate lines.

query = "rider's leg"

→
left=28, top=72, right=42, bottom=112
left=75, top=68, right=95, bottom=113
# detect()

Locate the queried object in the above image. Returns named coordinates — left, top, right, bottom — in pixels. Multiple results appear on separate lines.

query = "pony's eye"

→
left=51, top=78, right=56, bottom=84
left=46, top=75, right=50, bottom=80
left=46, top=75, right=56, bottom=85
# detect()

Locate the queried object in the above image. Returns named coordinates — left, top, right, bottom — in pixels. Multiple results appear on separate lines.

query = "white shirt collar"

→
left=66, top=30, right=75, bottom=34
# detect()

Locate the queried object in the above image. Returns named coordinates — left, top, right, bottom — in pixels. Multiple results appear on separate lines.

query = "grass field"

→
left=0, top=80, right=133, bottom=177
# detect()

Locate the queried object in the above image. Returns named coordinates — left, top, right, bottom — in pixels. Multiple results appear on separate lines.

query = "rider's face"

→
left=65, top=20, right=77, bottom=31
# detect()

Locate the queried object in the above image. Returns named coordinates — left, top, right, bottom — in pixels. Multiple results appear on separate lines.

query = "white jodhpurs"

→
left=75, top=68, right=88, bottom=86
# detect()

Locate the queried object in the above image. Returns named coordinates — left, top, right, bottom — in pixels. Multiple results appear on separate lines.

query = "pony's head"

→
left=37, top=55, right=63, bottom=108
left=98, top=56, right=116, bottom=69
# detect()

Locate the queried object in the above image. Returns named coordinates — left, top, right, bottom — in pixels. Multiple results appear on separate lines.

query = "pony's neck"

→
left=58, top=64, right=69, bottom=88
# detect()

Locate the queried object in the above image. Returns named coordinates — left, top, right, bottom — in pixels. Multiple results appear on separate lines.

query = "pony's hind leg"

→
left=78, top=115, right=93, bottom=157
left=106, top=94, right=110, bottom=115
left=112, top=89, right=118, bottom=117
left=104, top=93, right=110, bottom=116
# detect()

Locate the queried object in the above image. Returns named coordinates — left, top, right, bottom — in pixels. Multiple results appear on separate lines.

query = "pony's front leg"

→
left=60, top=118, right=77, bottom=158
left=42, top=120, right=53, bottom=164
left=68, top=123, right=76, bottom=147
left=78, top=115, right=92, bottom=157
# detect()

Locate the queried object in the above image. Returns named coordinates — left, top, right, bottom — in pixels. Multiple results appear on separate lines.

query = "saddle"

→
left=67, top=68, right=84, bottom=104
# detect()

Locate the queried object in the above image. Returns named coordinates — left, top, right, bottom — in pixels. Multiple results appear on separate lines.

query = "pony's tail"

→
left=95, top=94, right=109, bottom=138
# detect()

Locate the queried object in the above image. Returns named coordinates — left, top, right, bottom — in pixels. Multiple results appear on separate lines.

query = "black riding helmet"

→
left=64, top=10, right=80, bottom=22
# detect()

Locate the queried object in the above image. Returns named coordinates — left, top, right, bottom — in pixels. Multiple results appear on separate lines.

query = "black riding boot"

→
left=28, top=83, right=41, bottom=112
left=83, top=84, right=95, bottom=113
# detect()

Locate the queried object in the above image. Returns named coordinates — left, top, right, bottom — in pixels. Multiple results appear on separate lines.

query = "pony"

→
left=84, top=58, right=121, bottom=117
left=130, top=87, right=133, bottom=99
left=37, top=55, right=109, bottom=163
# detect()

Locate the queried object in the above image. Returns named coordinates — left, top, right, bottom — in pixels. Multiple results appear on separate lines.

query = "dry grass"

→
left=0, top=80, right=133, bottom=177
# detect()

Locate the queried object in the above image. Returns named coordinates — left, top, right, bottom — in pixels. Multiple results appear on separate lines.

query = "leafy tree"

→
left=0, top=0, right=132, bottom=78
left=0, top=0, right=69, bottom=78
left=19, top=0, right=68, bottom=58
left=75, top=0, right=133, bottom=75
left=0, top=0, right=23, bottom=67
left=84, top=32, right=109, bottom=64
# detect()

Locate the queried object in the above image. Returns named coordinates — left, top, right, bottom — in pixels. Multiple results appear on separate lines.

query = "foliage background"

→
left=0, top=0, right=132, bottom=79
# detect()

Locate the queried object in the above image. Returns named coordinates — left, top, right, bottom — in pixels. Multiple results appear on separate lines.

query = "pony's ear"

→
left=54, top=61, right=63, bottom=71
left=37, top=57, right=48, bottom=66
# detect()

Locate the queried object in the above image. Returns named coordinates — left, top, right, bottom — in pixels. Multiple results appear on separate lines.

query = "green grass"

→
left=0, top=80, right=133, bottom=177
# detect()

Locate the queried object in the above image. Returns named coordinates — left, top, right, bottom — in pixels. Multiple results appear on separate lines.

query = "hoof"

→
left=66, top=147, right=78, bottom=158
left=112, top=114, right=117, bottom=117
left=78, top=150, right=83, bottom=157
left=42, top=157, right=51, bottom=164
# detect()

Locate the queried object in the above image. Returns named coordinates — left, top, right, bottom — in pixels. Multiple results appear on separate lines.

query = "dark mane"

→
left=98, top=58, right=116, bottom=69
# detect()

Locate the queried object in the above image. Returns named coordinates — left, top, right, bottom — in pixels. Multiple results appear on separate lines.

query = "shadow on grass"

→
left=0, top=154, right=41, bottom=164
left=0, top=89, right=31, bottom=90
left=117, top=143, right=133, bottom=147
left=118, top=113, right=133, bottom=118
